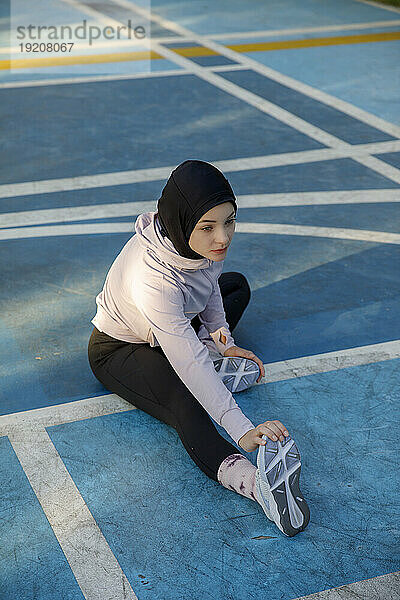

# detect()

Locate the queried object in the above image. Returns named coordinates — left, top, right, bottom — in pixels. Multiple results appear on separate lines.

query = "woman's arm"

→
left=133, top=275, right=255, bottom=446
left=196, top=280, right=236, bottom=355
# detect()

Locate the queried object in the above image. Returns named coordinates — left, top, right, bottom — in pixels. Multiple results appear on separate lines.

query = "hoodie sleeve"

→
left=197, top=279, right=236, bottom=356
left=133, top=275, right=255, bottom=446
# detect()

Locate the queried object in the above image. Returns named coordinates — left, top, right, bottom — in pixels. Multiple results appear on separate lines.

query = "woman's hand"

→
left=238, top=420, right=290, bottom=452
left=223, top=345, right=265, bottom=383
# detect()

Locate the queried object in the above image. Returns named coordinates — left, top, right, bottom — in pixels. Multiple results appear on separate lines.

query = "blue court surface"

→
left=1, top=1, right=400, bottom=599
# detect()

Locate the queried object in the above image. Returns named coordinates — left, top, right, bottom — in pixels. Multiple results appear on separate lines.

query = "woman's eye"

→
left=201, top=218, right=236, bottom=231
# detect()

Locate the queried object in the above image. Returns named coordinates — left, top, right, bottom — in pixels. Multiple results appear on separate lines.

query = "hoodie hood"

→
left=135, top=211, right=213, bottom=271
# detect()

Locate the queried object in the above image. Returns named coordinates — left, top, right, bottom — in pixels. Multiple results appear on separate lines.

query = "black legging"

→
left=88, top=271, right=251, bottom=481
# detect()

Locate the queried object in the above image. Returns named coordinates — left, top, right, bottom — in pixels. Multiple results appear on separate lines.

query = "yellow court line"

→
left=1, top=30, right=399, bottom=70
left=226, top=29, right=400, bottom=52
left=1, top=49, right=162, bottom=69
left=174, top=30, right=400, bottom=55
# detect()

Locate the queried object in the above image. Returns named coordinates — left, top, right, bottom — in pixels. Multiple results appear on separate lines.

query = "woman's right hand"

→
left=238, top=420, right=290, bottom=452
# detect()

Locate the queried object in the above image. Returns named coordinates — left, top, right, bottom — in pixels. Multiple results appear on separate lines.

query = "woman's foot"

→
left=255, top=434, right=310, bottom=537
left=213, top=356, right=259, bottom=392
left=199, top=329, right=259, bottom=392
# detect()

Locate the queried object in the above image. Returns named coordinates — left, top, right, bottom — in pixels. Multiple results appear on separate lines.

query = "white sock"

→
left=217, top=453, right=261, bottom=503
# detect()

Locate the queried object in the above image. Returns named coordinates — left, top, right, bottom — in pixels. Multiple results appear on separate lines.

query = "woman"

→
left=88, top=159, right=309, bottom=537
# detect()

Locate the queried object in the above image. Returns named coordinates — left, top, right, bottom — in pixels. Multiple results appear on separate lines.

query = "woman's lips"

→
left=211, top=247, right=227, bottom=253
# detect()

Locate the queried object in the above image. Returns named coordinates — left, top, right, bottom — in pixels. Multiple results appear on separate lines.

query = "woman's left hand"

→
left=223, top=345, right=265, bottom=383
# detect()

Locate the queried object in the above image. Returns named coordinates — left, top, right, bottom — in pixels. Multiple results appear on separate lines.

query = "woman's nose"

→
left=215, top=235, right=229, bottom=245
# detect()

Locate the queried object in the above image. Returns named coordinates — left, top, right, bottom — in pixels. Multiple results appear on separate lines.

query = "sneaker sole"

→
left=257, top=434, right=310, bottom=537
left=213, top=357, right=259, bottom=392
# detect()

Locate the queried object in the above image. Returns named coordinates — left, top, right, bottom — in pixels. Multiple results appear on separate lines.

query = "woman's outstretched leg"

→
left=87, top=271, right=254, bottom=484
left=88, top=327, right=241, bottom=481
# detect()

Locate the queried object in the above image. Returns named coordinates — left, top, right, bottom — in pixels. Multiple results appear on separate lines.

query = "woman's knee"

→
left=231, top=272, right=251, bottom=305
left=238, top=272, right=251, bottom=303
left=219, top=271, right=251, bottom=299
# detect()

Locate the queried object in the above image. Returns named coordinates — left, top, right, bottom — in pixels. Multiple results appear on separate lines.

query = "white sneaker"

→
left=198, top=325, right=260, bottom=392
left=212, top=356, right=259, bottom=392
left=255, top=434, right=310, bottom=537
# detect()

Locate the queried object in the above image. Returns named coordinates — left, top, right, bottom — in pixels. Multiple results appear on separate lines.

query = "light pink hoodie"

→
left=91, top=211, right=255, bottom=445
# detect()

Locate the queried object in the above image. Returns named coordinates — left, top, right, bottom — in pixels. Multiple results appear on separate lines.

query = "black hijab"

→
left=156, top=160, right=238, bottom=260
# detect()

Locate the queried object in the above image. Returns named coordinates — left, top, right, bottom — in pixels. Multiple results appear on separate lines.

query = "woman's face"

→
left=188, top=202, right=236, bottom=261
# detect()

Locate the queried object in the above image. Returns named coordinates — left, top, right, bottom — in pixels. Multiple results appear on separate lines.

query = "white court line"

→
left=2, top=0, right=400, bottom=200
left=0, top=164, right=171, bottom=199
left=115, top=0, right=400, bottom=186
left=3, top=19, right=400, bottom=52
left=1, top=339, right=399, bottom=436
left=258, top=339, right=400, bottom=384
left=0, top=3, right=397, bottom=202
left=1, top=220, right=400, bottom=244
left=52, top=0, right=400, bottom=196
left=59, top=0, right=344, bottom=149
left=352, top=153, right=400, bottom=185
left=3, top=340, right=399, bottom=600
left=236, top=222, right=400, bottom=244
left=0, top=394, right=134, bottom=437
left=208, top=20, right=400, bottom=39
left=110, top=0, right=400, bottom=141
left=0, top=63, right=246, bottom=89
left=8, top=427, right=138, bottom=600
left=60, top=0, right=400, bottom=192
left=293, top=571, right=400, bottom=600
left=1, top=140, right=400, bottom=199
left=235, top=189, right=400, bottom=206
left=1, top=189, right=400, bottom=229
left=355, top=0, right=400, bottom=15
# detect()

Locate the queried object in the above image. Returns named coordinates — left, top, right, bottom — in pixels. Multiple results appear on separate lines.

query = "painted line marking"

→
left=352, top=153, right=400, bottom=185
left=110, top=0, right=400, bottom=142
left=1, top=189, right=400, bottom=229
left=58, top=0, right=400, bottom=192
left=59, top=0, right=400, bottom=163
left=4, top=30, right=400, bottom=70
left=2, top=49, right=161, bottom=69
left=355, top=0, right=400, bottom=15
left=256, top=339, right=400, bottom=385
left=0, top=63, right=245, bottom=89
left=0, top=394, right=134, bottom=437
left=0, top=164, right=172, bottom=199
left=236, top=222, right=400, bottom=245
left=1, top=0, right=398, bottom=202
left=1, top=140, right=400, bottom=199
left=59, top=0, right=347, bottom=149
left=1, top=220, right=400, bottom=244
left=208, top=21, right=400, bottom=40
left=293, top=571, right=400, bottom=600
left=0, top=1, right=397, bottom=145
left=1, top=38, right=159, bottom=54
left=234, top=189, right=400, bottom=207
left=133, top=0, right=400, bottom=186
left=4, top=20, right=400, bottom=53
left=224, top=30, right=400, bottom=52
left=1, top=340, right=399, bottom=435
left=8, top=426, right=138, bottom=600
left=234, top=189, right=400, bottom=206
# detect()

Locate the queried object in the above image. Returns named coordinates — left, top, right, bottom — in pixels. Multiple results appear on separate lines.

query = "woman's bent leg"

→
left=88, top=327, right=240, bottom=481
left=191, top=271, right=251, bottom=335
left=218, top=271, right=251, bottom=333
